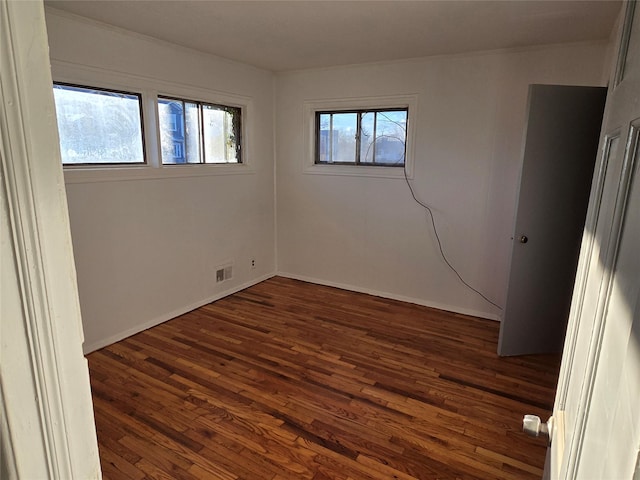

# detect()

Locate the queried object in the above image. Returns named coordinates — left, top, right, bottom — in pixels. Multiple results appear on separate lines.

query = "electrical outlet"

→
left=250, top=258, right=256, bottom=270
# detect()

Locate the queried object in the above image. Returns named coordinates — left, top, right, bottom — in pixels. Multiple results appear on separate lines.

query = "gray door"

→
left=498, top=85, right=606, bottom=356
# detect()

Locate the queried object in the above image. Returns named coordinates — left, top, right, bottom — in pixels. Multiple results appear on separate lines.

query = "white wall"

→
left=275, top=43, right=609, bottom=320
left=45, top=9, right=276, bottom=352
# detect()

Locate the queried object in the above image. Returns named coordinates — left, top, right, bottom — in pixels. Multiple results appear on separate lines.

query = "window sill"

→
left=63, top=163, right=254, bottom=184
left=304, top=163, right=412, bottom=179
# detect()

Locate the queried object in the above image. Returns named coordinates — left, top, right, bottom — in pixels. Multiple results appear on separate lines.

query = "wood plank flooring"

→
left=88, top=277, right=560, bottom=479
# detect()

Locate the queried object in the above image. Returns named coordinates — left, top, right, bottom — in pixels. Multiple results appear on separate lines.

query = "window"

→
left=53, top=83, right=145, bottom=165
left=168, top=113, right=178, bottom=132
left=316, top=108, right=408, bottom=166
left=174, top=143, right=184, bottom=158
left=158, top=96, right=242, bottom=165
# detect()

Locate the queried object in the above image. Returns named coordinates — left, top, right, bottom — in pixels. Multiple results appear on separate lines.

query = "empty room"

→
left=3, top=0, right=640, bottom=479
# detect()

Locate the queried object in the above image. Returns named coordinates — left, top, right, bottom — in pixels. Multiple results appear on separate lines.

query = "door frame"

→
left=551, top=1, right=638, bottom=477
left=0, top=0, right=100, bottom=477
left=555, top=118, right=639, bottom=478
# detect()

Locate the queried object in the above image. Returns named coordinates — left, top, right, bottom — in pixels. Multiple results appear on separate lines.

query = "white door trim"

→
left=555, top=129, right=621, bottom=409
left=552, top=2, right=640, bottom=477
left=0, top=0, right=100, bottom=477
left=565, top=118, right=640, bottom=478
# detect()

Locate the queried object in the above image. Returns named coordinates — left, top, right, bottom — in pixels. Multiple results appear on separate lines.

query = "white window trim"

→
left=303, top=94, right=418, bottom=179
left=51, top=60, right=254, bottom=184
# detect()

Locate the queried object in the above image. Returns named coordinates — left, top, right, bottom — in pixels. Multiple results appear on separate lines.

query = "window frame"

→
left=303, top=95, right=418, bottom=179
left=51, top=61, right=255, bottom=183
left=157, top=95, right=243, bottom=166
left=314, top=107, right=408, bottom=167
left=53, top=81, right=147, bottom=167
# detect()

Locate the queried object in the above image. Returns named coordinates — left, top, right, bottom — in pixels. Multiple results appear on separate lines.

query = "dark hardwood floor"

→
left=88, top=276, right=560, bottom=479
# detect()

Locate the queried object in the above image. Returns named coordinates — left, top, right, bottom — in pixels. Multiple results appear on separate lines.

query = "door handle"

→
left=520, top=235, right=529, bottom=244
left=523, top=414, right=554, bottom=445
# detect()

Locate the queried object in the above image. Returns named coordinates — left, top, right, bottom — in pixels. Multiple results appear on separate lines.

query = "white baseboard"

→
left=82, top=272, right=276, bottom=354
left=276, top=271, right=501, bottom=322
left=83, top=271, right=500, bottom=354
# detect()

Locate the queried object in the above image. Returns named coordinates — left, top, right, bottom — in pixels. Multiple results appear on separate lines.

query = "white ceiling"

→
left=45, top=0, right=622, bottom=72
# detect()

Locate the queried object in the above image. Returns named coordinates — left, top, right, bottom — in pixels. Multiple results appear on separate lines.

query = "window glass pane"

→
left=53, top=84, right=144, bottom=164
left=185, top=102, right=201, bottom=164
left=203, top=104, right=241, bottom=164
left=374, top=110, right=407, bottom=165
left=159, top=99, right=201, bottom=164
left=359, top=112, right=375, bottom=163
left=318, top=113, right=332, bottom=162
left=331, top=113, right=357, bottom=162
left=159, top=99, right=184, bottom=164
